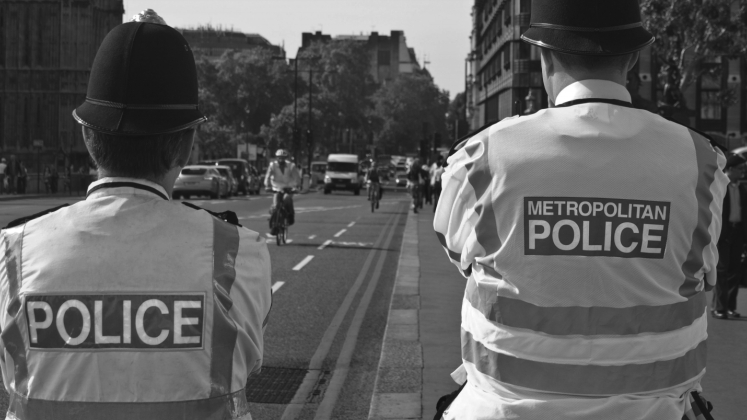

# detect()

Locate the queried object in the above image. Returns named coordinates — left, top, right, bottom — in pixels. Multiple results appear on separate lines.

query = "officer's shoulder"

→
left=180, top=202, right=243, bottom=227
left=446, top=113, right=532, bottom=162
left=2, top=204, right=70, bottom=230
left=662, top=118, right=729, bottom=155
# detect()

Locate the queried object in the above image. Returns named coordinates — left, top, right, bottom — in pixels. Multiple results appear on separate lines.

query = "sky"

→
left=122, top=0, right=473, bottom=99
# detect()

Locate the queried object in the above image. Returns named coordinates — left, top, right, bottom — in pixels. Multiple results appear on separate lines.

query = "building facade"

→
left=299, top=30, right=421, bottom=84
left=467, top=0, right=747, bottom=149
left=0, top=0, right=123, bottom=171
left=179, top=26, right=285, bottom=60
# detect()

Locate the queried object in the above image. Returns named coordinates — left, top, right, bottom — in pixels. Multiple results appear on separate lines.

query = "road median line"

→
left=313, top=209, right=403, bottom=420
left=280, top=211, right=398, bottom=420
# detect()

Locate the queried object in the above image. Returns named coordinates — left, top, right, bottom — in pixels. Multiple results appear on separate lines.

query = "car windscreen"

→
left=327, top=162, right=357, bottom=172
left=181, top=168, right=207, bottom=175
left=312, top=164, right=326, bottom=172
left=218, top=162, right=242, bottom=175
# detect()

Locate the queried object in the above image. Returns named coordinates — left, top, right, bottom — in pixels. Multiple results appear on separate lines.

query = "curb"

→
left=368, top=209, right=422, bottom=420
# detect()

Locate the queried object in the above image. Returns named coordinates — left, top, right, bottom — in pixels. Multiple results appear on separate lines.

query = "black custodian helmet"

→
left=520, top=0, right=655, bottom=56
left=73, top=19, right=207, bottom=135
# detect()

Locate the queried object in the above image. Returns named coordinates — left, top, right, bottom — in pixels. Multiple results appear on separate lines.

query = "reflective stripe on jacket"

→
left=0, top=177, right=272, bottom=420
left=264, top=161, right=299, bottom=191
left=434, top=80, right=728, bottom=419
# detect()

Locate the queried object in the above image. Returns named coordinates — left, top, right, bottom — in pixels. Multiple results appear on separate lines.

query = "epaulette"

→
left=445, top=117, right=520, bottom=167
left=181, top=202, right=242, bottom=227
left=2, top=204, right=70, bottom=230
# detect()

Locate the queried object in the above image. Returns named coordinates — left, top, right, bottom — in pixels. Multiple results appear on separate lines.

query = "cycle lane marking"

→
left=313, top=208, right=403, bottom=419
left=292, top=255, right=314, bottom=271
left=280, top=210, right=399, bottom=420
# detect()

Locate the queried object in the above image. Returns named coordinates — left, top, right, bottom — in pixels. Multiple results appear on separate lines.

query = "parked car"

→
left=215, top=165, right=238, bottom=197
left=173, top=166, right=226, bottom=199
left=216, top=158, right=261, bottom=195
left=310, top=161, right=327, bottom=186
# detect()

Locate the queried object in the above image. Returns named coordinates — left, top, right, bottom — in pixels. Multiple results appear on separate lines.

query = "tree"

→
left=641, top=0, right=747, bottom=106
left=373, top=70, right=449, bottom=155
left=195, top=48, right=294, bottom=157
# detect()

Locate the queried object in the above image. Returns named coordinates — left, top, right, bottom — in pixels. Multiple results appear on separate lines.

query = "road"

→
left=0, top=189, right=411, bottom=420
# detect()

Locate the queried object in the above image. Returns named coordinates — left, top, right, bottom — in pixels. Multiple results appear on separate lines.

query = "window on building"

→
left=503, top=46, right=511, bottom=70
left=520, top=0, right=531, bottom=13
left=378, top=50, right=390, bottom=66
left=700, top=73, right=722, bottom=121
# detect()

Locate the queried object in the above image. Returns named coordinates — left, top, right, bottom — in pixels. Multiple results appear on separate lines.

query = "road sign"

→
left=33, top=140, right=44, bottom=148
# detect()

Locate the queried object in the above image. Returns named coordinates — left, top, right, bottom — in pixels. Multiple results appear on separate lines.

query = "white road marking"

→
left=333, top=229, right=346, bottom=237
left=332, top=241, right=372, bottom=247
left=347, top=221, right=355, bottom=228
left=293, top=255, right=314, bottom=271
left=286, top=239, right=294, bottom=244
left=318, top=239, right=332, bottom=250
left=308, top=235, right=317, bottom=240
left=271, top=281, right=285, bottom=293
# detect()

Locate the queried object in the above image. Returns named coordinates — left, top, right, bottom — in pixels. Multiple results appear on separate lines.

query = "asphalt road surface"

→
left=0, top=189, right=411, bottom=420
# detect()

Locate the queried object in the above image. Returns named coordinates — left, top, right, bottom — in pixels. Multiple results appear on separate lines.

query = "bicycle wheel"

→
left=276, top=226, right=282, bottom=245
left=371, top=196, right=375, bottom=212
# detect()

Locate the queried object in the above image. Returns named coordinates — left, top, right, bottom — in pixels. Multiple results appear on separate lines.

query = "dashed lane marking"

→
left=293, top=255, right=314, bottom=271
left=347, top=221, right=356, bottom=228
left=309, top=235, right=317, bottom=240
left=286, top=239, right=294, bottom=244
left=318, top=239, right=332, bottom=250
left=334, top=229, right=346, bottom=238
left=330, top=241, right=373, bottom=247
left=271, top=281, right=285, bottom=293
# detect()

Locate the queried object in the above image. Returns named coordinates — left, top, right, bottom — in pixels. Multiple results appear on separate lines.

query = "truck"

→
left=323, top=154, right=361, bottom=195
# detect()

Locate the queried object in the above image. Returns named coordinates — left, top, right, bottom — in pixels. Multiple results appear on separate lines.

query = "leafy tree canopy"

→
left=641, top=0, right=747, bottom=97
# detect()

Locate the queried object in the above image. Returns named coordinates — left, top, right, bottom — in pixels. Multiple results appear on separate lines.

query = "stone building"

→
left=466, top=0, right=546, bottom=130
left=0, top=0, right=123, bottom=172
left=467, top=0, right=747, bottom=147
left=179, top=25, right=285, bottom=60
left=298, top=30, right=421, bottom=83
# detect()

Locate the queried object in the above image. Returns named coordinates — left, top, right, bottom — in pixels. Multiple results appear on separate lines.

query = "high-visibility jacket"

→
left=0, top=177, right=272, bottom=420
left=264, top=160, right=300, bottom=191
left=434, top=80, right=728, bottom=420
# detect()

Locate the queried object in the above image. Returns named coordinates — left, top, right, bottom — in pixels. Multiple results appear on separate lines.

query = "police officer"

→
left=0, top=11, right=270, bottom=420
left=434, top=0, right=727, bottom=419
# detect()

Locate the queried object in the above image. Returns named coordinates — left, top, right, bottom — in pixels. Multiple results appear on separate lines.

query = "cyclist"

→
left=365, top=160, right=382, bottom=207
left=406, top=159, right=426, bottom=213
left=264, top=149, right=300, bottom=232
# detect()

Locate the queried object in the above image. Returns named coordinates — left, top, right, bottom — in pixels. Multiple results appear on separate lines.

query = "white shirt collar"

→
left=555, top=79, right=632, bottom=106
left=87, top=177, right=170, bottom=201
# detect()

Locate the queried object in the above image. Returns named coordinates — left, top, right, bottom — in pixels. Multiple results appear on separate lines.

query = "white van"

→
left=323, top=154, right=361, bottom=195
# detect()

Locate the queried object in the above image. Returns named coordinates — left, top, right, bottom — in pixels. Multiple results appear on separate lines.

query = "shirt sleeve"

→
left=231, top=228, right=272, bottom=379
left=702, top=146, right=729, bottom=290
left=264, top=163, right=273, bottom=190
left=433, top=133, right=492, bottom=278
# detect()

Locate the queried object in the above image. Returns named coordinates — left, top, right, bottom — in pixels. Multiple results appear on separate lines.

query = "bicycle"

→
left=370, top=181, right=381, bottom=212
left=409, top=181, right=422, bottom=214
left=269, top=188, right=296, bottom=245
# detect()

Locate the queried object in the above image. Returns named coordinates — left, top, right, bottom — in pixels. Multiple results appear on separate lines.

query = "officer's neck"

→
left=98, top=166, right=180, bottom=197
left=541, top=51, right=631, bottom=107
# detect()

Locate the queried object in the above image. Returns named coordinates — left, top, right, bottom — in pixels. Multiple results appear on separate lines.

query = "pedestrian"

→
left=433, top=0, right=726, bottom=419
left=407, top=159, right=424, bottom=213
left=50, top=166, right=59, bottom=194
left=431, top=155, right=444, bottom=209
left=44, top=166, right=52, bottom=193
left=0, top=10, right=270, bottom=420
left=17, top=161, right=27, bottom=194
left=423, top=161, right=432, bottom=205
left=0, top=157, right=6, bottom=194
left=713, top=163, right=746, bottom=319
left=4, top=155, right=19, bottom=194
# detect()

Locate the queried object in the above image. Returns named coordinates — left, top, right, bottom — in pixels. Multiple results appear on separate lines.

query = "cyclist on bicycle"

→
left=265, top=149, right=300, bottom=229
left=365, top=160, right=382, bottom=207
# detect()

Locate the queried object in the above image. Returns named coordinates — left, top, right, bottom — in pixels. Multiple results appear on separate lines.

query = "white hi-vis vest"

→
left=0, top=178, right=272, bottom=420
left=434, top=80, right=728, bottom=420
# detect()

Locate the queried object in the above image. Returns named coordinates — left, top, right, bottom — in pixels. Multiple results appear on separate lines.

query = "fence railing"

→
left=3, top=173, right=96, bottom=196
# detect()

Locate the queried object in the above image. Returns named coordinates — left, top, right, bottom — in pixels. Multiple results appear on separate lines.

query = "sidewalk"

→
left=370, top=207, right=747, bottom=420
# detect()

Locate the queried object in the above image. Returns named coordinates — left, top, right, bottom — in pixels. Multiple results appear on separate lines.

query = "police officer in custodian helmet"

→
left=434, top=0, right=726, bottom=419
left=0, top=10, right=270, bottom=420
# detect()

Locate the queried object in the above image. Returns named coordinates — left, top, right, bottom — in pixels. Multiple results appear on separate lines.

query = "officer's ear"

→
left=172, top=129, right=196, bottom=169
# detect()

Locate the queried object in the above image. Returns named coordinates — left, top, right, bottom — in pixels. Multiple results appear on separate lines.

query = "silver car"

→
left=173, top=166, right=226, bottom=199
left=215, top=165, right=238, bottom=197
